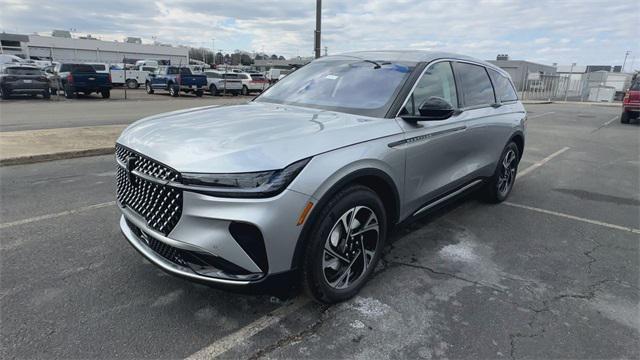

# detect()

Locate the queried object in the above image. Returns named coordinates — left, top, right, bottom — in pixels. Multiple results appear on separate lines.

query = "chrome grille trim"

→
left=115, top=144, right=183, bottom=235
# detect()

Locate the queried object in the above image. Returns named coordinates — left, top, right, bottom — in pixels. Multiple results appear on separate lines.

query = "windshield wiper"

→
left=362, top=60, right=391, bottom=69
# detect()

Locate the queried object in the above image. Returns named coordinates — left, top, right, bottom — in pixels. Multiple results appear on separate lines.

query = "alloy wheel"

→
left=322, top=206, right=379, bottom=290
left=497, top=149, right=517, bottom=196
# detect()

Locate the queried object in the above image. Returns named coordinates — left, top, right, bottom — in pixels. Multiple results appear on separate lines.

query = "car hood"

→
left=117, top=102, right=402, bottom=173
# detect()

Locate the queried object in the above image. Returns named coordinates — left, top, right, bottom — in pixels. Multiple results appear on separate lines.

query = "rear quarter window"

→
left=488, top=69, right=518, bottom=102
left=453, top=62, right=495, bottom=107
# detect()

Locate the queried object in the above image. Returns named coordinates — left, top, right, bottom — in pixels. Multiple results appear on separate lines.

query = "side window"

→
left=453, top=62, right=495, bottom=107
left=404, top=61, right=458, bottom=115
left=488, top=69, right=518, bottom=102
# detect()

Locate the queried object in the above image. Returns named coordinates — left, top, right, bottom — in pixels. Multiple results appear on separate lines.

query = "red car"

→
left=621, top=79, right=640, bottom=123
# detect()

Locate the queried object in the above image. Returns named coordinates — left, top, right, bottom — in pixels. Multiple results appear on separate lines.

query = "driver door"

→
left=395, top=61, right=472, bottom=216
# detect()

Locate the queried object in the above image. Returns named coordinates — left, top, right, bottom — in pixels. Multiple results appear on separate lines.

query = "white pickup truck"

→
left=110, top=68, right=150, bottom=89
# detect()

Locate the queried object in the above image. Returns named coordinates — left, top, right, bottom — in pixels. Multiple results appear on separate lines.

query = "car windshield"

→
left=5, top=67, right=42, bottom=75
left=630, top=80, right=640, bottom=91
left=256, top=57, right=415, bottom=117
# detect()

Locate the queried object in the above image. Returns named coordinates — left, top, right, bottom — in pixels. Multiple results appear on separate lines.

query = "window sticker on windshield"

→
left=325, top=75, right=338, bottom=80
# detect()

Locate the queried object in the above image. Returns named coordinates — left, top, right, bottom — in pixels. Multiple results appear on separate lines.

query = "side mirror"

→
left=402, top=97, right=456, bottom=123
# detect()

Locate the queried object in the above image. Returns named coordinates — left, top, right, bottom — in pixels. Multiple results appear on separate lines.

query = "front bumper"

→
left=119, top=187, right=312, bottom=287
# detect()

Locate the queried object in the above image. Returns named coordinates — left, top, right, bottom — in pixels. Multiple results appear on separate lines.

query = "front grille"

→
left=116, top=144, right=183, bottom=235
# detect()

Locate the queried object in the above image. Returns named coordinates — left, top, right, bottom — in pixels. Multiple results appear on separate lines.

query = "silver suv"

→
left=116, top=51, right=526, bottom=303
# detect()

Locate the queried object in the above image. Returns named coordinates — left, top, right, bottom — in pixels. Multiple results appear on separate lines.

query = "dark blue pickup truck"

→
left=145, top=66, right=207, bottom=97
left=48, top=63, right=112, bottom=99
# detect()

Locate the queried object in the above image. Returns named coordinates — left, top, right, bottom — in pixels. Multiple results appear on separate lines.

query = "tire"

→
left=209, top=84, right=218, bottom=96
left=145, top=82, right=154, bottom=94
left=43, top=89, right=50, bottom=99
left=195, top=89, right=203, bottom=97
left=169, top=84, right=179, bottom=97
left=302, top=184, right=387, bottom=304
left=241, top=85, right=249, bottom=96
left=0, top=86, right=9, bottom=100
left=63, top=85, right=75, bottom=99
left=620, top=111, right=630, bottom=124
left=126, top=79, right=138, bottom=89
left=101, top=89, right=111, bottom=99
left=483, top=142, right=520, bottom=203
left=232, top=91, right=238, bottom=96
left=49, top=87, right=57, bottom=96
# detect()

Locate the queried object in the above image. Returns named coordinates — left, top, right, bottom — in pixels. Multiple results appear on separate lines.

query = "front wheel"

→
left=483, top=142, right=520, bottom=203
left=241, top=85, right=249, bottom=96
left=195, top=89, right=203, bottom=97
left=145, top=82, right=154, bottom=94
left=126, top=79, right=139, bottom=89
left=43, top=89, right=51, bottom=99
left=0, top=86, right=9, bottom=100
left=209, top=84, right=218, bottom=96
left=302, top=185, right=387, bottom=304
left=101, top=89, right=111, bottom=99
left=63, top=85, right=75, bottom=99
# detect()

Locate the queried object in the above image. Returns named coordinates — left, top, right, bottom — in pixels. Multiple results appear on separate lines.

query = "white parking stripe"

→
left=592, top=115, right=619, bottom=132
left=187, top=296, right=311, bottom=359
left=504, top=202, right=640, bottom=234
left=518, top=146, right=570, bottom=177
left=0, top=201, right=116, bottom=229
left=527, top=111, right=555, bottom=119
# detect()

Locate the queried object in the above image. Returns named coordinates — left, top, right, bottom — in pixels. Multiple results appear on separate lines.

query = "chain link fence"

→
left=519, top=74, right=632, bottom=103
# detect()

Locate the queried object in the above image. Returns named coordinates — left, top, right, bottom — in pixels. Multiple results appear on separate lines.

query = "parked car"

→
left=145, top=66, right=207, bottom=97
left=0, top=64, right=50, bottom=99
left=621, top=79, right=640, bottom=123
left=204, top=70, right=242, bottom=96
left=116, top=50, right=526, bottom=303
left=237, top=72, right=269, bottom=95
left=46, top=63, right=112, bottom=99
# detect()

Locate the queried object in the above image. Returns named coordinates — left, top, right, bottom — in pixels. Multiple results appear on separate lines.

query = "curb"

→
left=0, top=147, right=114, bottom=166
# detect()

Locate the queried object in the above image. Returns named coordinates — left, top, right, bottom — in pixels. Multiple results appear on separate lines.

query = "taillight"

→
left=66, top=73, right=74, bottom=84
left=623, top=93, right=630, bottom=104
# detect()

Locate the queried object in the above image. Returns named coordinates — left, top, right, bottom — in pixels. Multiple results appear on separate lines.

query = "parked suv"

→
left=237, top=72, right=269, bottom=95
left=0, top=64, right=50, bottom=99
left=621, top=79, right=640, bottom=124
left=116, top=51, right=526, bottom=303
left=204, top=70, right=243, bottom=96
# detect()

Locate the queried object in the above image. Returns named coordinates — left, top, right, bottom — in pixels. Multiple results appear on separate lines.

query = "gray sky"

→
left=1, top=0, right=638, bottom=69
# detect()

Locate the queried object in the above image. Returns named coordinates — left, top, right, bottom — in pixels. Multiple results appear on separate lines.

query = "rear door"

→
left=395, top=61, right=472, bottom=215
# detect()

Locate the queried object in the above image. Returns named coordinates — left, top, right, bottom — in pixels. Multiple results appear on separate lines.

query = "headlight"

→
left=180, top=158, right=310, bottom=198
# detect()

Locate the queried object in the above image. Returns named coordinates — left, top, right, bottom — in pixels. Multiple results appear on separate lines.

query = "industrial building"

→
left=487, top=54, right=557, bottom=91
left=0, top=31, right=188, bottom=64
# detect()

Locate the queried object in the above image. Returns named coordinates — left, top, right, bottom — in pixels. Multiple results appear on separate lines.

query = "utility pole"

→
left=212, top=38, right=215, bottom=64
left=314, top=0, right=322, bottom=58
left=324, top=46, right=328, bottom=56
left=622, top=50, right=631, bottom=72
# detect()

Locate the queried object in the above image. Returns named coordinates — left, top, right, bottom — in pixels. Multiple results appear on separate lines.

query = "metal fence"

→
left=519, top=74, right=631, bottom=103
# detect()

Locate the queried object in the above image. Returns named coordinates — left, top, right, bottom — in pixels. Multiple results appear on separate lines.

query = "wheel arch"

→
left=508, top=131, right=525, bottom=160
left=290, top=167, right=400, bottom=270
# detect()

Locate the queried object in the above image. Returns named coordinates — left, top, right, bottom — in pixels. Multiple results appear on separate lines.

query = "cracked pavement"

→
left=1, top=103, right=638, bottom=359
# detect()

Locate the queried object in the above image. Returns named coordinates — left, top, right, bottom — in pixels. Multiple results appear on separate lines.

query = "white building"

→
left=1, top=32, right=188, bottom=65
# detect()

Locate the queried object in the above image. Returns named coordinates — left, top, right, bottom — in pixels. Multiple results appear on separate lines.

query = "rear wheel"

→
left=145, top=82, right=154, bottom=94
left=241, top=85, right=249, bottom=96
left=63, top=85, right=75, bottom=99
left=483, top=142, right=520, bottom=203
left=43, top=89, right=51, bottom=99
left=302, top=185, right=387, bottom=303
left=620, top=111, right=631, bottom=124
left=209, top=84, right=218, bottom=96
left=101, top=89, right=111, bottom=99
left=126, top=79, right=139, bottom=89
left=169, top=84, right=179, bottom=97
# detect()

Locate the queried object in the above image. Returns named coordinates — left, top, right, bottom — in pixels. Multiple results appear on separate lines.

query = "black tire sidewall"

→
left=486, top=142, right=520, bottom=203
left=303, top=185, right=387, bottom=303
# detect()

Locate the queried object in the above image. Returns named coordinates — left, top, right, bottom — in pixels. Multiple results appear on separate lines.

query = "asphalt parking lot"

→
left=0, top=88, right=254, bottom=131
left=1, top=103, right=638, bottom=359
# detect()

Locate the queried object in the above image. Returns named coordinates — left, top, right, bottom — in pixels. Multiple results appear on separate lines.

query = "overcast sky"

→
left=1, top=0, right=638, bottom=69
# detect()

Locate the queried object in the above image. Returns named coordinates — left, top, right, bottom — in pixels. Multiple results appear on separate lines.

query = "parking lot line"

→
left=0, top=201, right=116, bottom=229
left=504, top=201, right=640, bottom=234
left=187, top=296, right=311, bottom=360
left=527, top=111, right=555, bottom=119
left=518, top=146, right=570, bottom=177
left=592, top=115, right=620, bottom=133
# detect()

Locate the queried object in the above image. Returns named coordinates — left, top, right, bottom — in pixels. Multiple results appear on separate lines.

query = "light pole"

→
left=564, top=62, right=576, bottom=102
left=622, top=50, right=631, bottom=72
left=314, top=0, right=322, bottom=58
